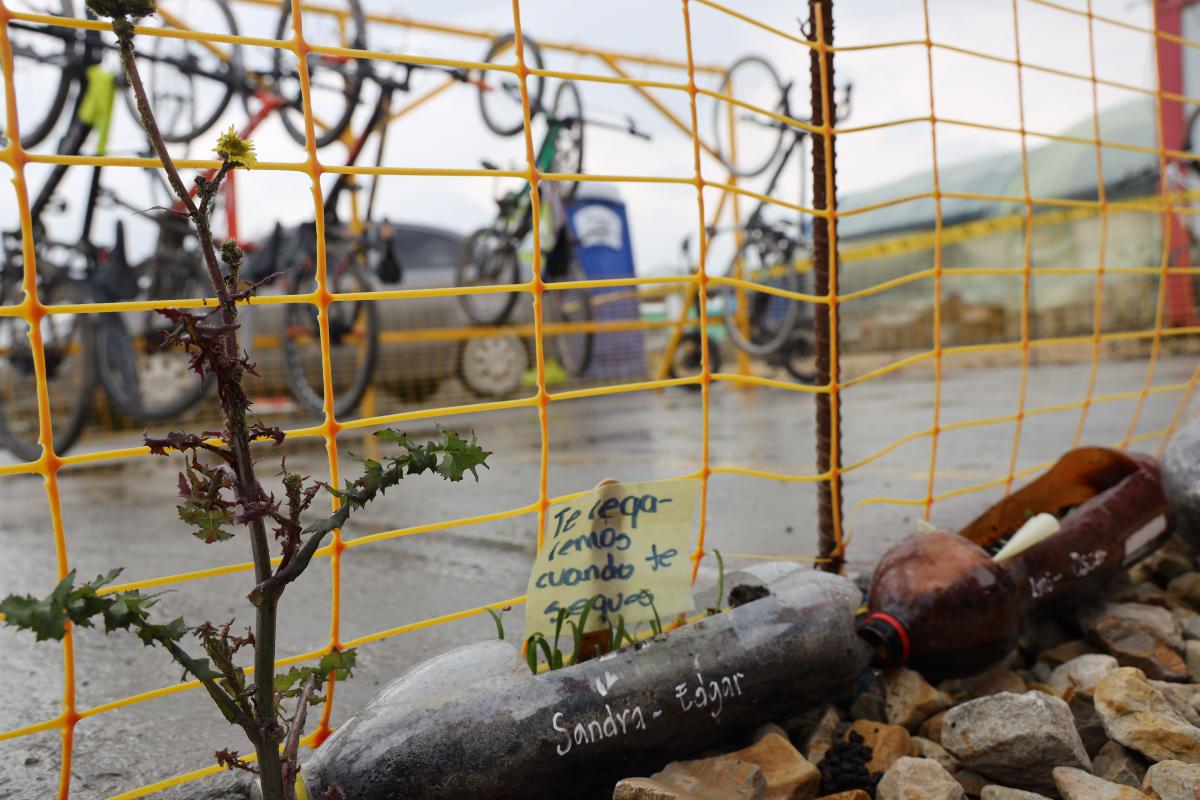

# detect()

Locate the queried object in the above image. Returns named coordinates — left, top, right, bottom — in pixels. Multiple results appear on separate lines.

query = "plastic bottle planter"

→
left=860, top=447, right=1169, bottom=680
left=295, top=571, right=869, bottom=800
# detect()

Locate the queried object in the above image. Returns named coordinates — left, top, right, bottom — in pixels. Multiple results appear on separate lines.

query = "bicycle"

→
left=5, top=0, right=369, bottom=152
left=455, top=72, right=651, bottom=378
left=453, top=79, right=591, bottom=377
left=268, top=0, right=368, bottom=149
left=663, top=270, right=723, bottom=388
left=3, top=0, right=242, bottom=148
left=706, top=55, right=851, bottom=362
left=270, top=6, right=553, bottom=151
left=0, top=57, right=216, bottom=460
left=251, top=56, right=482, bottom=418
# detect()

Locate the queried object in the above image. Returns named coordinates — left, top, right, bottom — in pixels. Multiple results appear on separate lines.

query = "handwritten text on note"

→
left=524, top=478, right=700, bottom=641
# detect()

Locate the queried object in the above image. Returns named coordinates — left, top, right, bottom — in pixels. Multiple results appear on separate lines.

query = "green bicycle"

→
left=456, top=74, right=651, bottom=379
left=455, top=80, right=593, bottom=378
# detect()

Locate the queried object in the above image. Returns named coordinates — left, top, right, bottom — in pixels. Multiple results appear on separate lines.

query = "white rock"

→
left=1094, top=667, right=1200, bottom=764
left=1053, top=766, right=1152, bottom=799
left=1048, top=654, right=1119, bottom=696
left=979, top=788, right=1051, bottom=800
left=1172, top=607, right=1200, bottom=641
left=941, top=692, right=1090, bottom=794
left=877, top=757, right=964, bottom=800
left=1188, top=641, right=1200, bottom=683
left=1142, top=759, right=1200, bottom=800
left=913, top=736, right=961, bottom=773
left=1150, top=680, right=1200, bottom=726
left=883, top=668, right=954, bottom=730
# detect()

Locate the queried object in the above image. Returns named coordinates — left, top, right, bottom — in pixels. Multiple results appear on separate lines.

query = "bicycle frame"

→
left=24, top=29, right=103, bottom=260
left=489, top=117, right=574, bottom=254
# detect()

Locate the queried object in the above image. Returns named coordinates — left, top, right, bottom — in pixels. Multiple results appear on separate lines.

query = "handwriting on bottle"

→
left=524, top=479, right=700, bottom=641
left=1029, top=548, right=1108, bottom=600
left=551, top=669, right=747, bottom=756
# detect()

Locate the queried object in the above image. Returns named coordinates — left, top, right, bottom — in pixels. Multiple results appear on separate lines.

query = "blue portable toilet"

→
left=565, top=184, right=645, bottom=379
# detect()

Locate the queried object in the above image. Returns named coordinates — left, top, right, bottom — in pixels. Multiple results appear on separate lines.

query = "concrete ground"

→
left=0, top=354, right=1197, bottom=798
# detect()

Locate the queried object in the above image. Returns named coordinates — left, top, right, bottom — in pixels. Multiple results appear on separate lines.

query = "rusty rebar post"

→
left=809, top=0, right=844, bottom=573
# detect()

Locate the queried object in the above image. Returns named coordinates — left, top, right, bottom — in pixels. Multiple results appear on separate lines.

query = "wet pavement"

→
left=0, top=355, right=1197, bottom=798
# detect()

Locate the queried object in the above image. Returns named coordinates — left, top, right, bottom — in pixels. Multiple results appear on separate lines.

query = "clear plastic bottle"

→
left=291, top=571, right=870, bottom=800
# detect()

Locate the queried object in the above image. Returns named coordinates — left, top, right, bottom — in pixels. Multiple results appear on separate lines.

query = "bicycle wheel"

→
left=281, top=238, right=379, bottom=418
left=455, top=228, right=521, bottom=325
left=0, top=270, right=94, bottom=461
left=476, top=33, right=545, bottom=137
left=549, top=81, right=584, bottom=203
left=124, top=0, right=240, bottom=143
left=545, top=259, right=592, bottom=378
left=667, top=330, right=721, bottom=390
left=4, top=0, right=77, bottom=149
left=711, top=55, right=786, bottom=179
left=781, top=332, right=816, bottom=384
left=720, top=232, right=802, bottom=357
left=93, top=254, right=213, bottom=422
left=272, top=0, right=367, bottom=149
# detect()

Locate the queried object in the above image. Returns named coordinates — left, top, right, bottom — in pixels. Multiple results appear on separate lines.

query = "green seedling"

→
left=637, top=589, right=664, bottom=636
left=486, top=607, right=507, bottom=641
left=707, top=548, right=726, bottom=616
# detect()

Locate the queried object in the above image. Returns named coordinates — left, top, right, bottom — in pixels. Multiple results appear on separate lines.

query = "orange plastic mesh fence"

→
left=0, top=0, right=1197, bottom=797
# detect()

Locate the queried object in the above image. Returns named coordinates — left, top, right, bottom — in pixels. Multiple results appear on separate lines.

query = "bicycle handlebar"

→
left=738, top=81, right=853, bottom=133
left=572, top=114, right=652, bottom=141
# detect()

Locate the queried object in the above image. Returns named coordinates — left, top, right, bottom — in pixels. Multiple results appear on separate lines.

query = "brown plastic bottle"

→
left=859, top=447, right=1169, bottom=679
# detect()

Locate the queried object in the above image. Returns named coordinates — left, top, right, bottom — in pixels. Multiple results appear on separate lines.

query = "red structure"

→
left=1158, top=0, right=1199, bottom=326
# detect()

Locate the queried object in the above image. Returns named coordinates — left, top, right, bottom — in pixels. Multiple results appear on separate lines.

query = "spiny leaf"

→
left=188, top=657, right=225, bottom=683
left=1, top=569, right=126, bottom=641
left=135, top=615, right=188, bottom=647
left=178, top=502, right=236, bottom=542
left=316, top=649, right=357, bottom=682
left=273, top=648, right=357, bottom=700
left=432, top=429, right=490, bottom=482
left=0, top=592, right=67, bottom=642
left=102, top=593, right=161, bottom=633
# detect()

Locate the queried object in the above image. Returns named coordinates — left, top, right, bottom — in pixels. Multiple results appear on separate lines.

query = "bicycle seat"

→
left=243, top=222, right=285, bottom=283
left=480, top=159, right=500, bottom=172
left=93, top=220, right=139, bottom=303
left=375, top=221, right=404, bottom=285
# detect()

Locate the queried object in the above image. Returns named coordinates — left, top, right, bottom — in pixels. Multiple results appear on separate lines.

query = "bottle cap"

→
left=857, top=611, right=910, bottom=668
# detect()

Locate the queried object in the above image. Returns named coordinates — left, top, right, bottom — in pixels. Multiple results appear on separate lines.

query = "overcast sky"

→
left=2, top=0, right=1169, bottom=274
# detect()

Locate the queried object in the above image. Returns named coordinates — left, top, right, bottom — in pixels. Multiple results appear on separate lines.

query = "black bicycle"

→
left=268, top=0, right=367, bottom=149
left=250, top=57, right=484, bottom=417
left=0, top=205, right=214, bottom=459
left=707, top=56, right=850, bottom=362
left=3, top=0, right=242, bottom=148
left=0, top=27, right=221, bottom=460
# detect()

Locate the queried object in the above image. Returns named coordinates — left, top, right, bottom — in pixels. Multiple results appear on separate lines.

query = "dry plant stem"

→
left=112, top=20, right=233, bottom=319
left=280, top=676, right=316, bottom=800
left=114, top=20, right=286, bottom=799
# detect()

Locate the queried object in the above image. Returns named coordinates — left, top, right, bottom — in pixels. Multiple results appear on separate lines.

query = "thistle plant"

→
left=0, top=3, right=489, bottom=799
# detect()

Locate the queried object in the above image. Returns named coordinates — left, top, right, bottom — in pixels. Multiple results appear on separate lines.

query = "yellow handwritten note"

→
left=524, top=478, right=701, bottom=641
